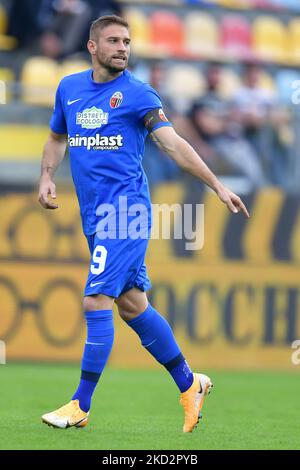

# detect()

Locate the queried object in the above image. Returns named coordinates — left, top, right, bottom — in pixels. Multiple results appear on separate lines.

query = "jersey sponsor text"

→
left=68, top=134, right=123, bottom=150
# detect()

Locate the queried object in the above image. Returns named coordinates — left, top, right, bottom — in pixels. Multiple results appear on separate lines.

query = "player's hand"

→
left=38, top=176, right=59, bottom=210
left=216, top=185, right=249, bottom=218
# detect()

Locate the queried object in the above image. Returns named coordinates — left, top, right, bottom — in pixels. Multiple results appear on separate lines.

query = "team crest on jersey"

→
left=110, top=91, right=123, bottom=109
left=76, top=106, right=108, bottom=129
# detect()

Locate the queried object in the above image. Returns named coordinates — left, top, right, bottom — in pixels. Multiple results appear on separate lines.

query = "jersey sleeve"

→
left=50, top=82, right=67, bottom=134
left=136, top=85, right=173, bottom=133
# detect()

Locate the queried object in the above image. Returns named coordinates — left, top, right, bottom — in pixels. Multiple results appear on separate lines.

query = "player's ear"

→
left=87, top=39, right=97, bottom=55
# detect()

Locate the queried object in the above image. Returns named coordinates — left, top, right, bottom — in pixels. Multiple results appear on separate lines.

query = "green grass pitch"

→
left=0, top=363, right=299, bottom=450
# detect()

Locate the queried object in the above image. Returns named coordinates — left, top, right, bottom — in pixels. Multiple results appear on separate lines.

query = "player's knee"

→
left=83, top=294, right=114, bottom=312
left=116, top=297, right=135, bottom=321
left=117, top=306, right=135, bottom=322
left=116, top=289, right=148, bottom=320
left=117, top=307, right=126, bottom=321
left=117, top=300, right=146, bottom=322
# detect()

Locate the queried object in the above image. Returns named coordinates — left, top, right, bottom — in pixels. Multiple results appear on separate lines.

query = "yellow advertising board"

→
left=0, top=186, right=299, bottom=370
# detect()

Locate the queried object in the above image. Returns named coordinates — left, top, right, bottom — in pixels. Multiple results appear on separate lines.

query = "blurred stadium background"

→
left=1, top=0, right=300, bottom=381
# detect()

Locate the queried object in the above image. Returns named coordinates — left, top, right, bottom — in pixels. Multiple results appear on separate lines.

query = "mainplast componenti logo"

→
left=68, top=134, right=123, bottom=150
left=76, top=107, right=108, bottom=129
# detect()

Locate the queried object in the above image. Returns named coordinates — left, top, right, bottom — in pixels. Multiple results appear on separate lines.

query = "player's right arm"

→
left=38, top=131, right=67, bottom=209
left=39, top=79, right=67, bottom=210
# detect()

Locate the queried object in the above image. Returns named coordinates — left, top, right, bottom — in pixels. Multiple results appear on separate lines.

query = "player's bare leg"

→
left=116, top=288, right=213, bottom=432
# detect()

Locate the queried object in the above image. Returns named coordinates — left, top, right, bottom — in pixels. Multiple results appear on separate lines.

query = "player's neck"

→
left=92, top=67, right=124, bottom=84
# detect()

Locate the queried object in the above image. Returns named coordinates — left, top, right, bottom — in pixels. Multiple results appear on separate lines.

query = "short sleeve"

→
left=50, top=82, right=67, bottom=134
left=136, top=85, right=172, bottom=132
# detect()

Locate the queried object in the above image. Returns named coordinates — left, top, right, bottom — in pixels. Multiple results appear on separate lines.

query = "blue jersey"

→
left=50, top=69, right=172, bottom=236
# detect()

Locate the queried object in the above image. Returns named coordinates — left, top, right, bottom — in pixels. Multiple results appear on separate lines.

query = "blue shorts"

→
left=84, top=233, right=152, bottom=298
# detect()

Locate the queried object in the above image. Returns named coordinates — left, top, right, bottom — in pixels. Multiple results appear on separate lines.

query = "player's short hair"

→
left=89, top=15, right=129, bottom=41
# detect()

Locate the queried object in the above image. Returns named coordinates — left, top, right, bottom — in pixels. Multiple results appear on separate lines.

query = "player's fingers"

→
left=50, top=183, right=56, bottom=199
left=229, top=194, right=250, bottom=218
left=46, top=200, right=59, bottom=209
left=45, top=193, right=59, bottom=209
left=237, top=199, right=250, bottom=218
left=38, top=192, right=48, bottom=208
left=38, top=192, right=58, bottom=210
left=226, top=197, right=238, bottom=214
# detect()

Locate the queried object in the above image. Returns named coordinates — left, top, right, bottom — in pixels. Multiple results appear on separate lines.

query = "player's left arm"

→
left=150, top=125, right=250, bottom=218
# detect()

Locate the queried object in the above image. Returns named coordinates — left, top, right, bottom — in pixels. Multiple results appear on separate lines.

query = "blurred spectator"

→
left=177, top=98, right=265, bottom=190
left=214, top=102, right=265, bottom=188
left=79, top=0, right=122, bottom=56
left=143, top=62, right=180, bottom=187
left=172, top=96, right=225, bottom=174
left=38, top=0, right=92, bottom=59
left=233, top=63, right=274, bottom=119
left=233, top=62, right=294, bottom=187
left=86, top=0, right=121, bottom=18
left=7, top=0, right=121, bottom=59
left=8, top=0, right=53, bottom=49
left=233, top=62, right=275, bottom=156
left=263, top=106, right=294, bottom=188
left=202, top=62, right=224, bottom=105
left=149, top=61, right=169, bottom=98
left=143, top=135, right=181, bottom=188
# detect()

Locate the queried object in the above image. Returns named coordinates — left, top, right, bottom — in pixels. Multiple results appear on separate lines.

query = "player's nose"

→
left=117, top=41, right=127, bottom=52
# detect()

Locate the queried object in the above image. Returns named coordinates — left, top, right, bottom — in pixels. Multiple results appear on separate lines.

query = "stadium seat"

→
left=288, top=19, right=300, bottom=65
left=149, top=11, right=185, bottom=56
left=218, top=68, right=242, bottom=99
left=216, top=0, right=253, bottom=8
left=269, top=0, right=300, bottom=11
left=165, top=65, right=205, bottom=106
left=21, top=57, right=59, bottom=107
left=253, top=0, right=276, bottom=8
left=252, top=16, right=287, bottom=63
left=124, top=8, right=151, bottom=56
left=220, top=15, right=252, bottom=60
left=0, top=67, right=14, bottom=103
left=184, top=12, right=219, bottom=58
left=286, top=0, right=300, bottom=10
left=0, top=4, right=17, bottom=50
left=0, top=4, right=7, bottom=34
left=258, top=71, right=277, bottom=96
left=58, top=60, right=91, bottom=81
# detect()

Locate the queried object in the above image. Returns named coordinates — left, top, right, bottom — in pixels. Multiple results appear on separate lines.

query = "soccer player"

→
left=39, top=15, right=249, bottom=432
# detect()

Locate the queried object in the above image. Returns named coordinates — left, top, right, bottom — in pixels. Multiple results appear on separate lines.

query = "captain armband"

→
left=143, top=108, right=171, bottom=133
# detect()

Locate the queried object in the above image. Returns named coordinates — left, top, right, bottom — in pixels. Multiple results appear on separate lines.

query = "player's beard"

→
left=97, top=53, right=128, bottom=75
